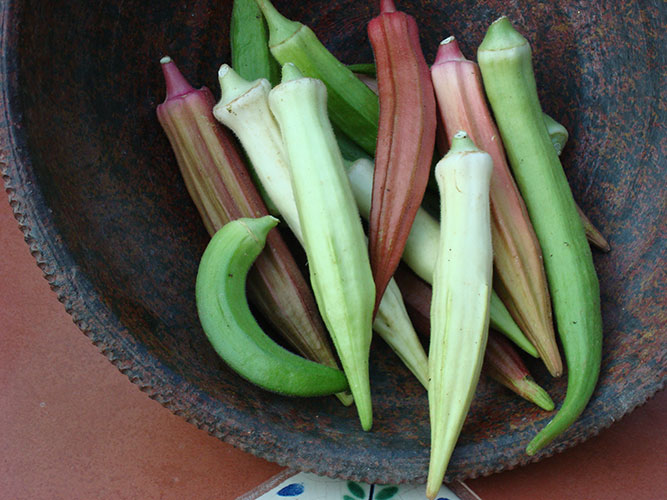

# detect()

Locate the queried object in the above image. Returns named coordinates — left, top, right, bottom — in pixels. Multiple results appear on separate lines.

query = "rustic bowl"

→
left=2, top=0, right=664, bottom=485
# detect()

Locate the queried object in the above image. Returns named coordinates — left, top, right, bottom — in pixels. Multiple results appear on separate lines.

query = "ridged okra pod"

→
left=393, top=265, right=554, bottom=410
left=347, top=158, right=537, bottom=357
left=213, top=64, right=428, bottom=391
left=427, top=132, right=493, bottom=498
left=430, top=36, right=561, bottom=376
left=255, top=0, right=379, bottom=155
left=196, top=216, right=348, bottom=396
left=478, top=17, right=603, bottom=455
left=367, top=0, right=437, bottom=312
left=268, top=64, right=376, bottom=430
left=156, top=58, right=342, bottom=385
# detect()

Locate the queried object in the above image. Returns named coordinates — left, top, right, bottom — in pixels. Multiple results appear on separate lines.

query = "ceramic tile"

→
left=246, top=472, right=462, bottom=500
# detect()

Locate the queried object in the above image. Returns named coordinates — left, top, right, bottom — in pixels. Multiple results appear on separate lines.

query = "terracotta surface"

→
left=2, top=186, right=666, bottom=499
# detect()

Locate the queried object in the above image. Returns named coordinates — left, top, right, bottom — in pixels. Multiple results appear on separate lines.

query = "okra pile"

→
left=155, top=0, right=607, bottom=495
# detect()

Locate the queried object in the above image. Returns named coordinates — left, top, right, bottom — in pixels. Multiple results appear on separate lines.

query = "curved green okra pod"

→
left=213, top=64, right=428, bottom=391
left=347, top=158, right=538, bottom=357
left=269, top=64, right=376, bottom=430
left=196, top=216, right=349, bottom=396
left=255, top=0, right=379, bottom=155
left=427, top=132, right=493, bottom=498
left=478, top=17, right=603, bottom=455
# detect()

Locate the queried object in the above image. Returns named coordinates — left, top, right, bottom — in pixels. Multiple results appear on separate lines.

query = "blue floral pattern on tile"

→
left=276, top=483, right=305, bottom=497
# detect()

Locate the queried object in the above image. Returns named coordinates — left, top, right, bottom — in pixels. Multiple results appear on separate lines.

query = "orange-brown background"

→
left=1, top=189, right=664, bottom=500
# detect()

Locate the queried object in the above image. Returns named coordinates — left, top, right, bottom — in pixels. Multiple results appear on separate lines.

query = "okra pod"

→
left=394, top=264, right=554, bottom=409
left=427, top=132, right=493, bottom=498
left=347, top=158, right=537, bottom=357
left=196, top=216, right=349, bottom=396
left=431, top=36, right=561, bottom=376
left=543, top=113, right=611, bottom=252
left=255, top=0, right=379, bottom=154
left=231, top=0, right=280, bottom=85
left=268, top=64, right=376, bottom=430
left=213, top=64, right=428, bottom=392
left=478, top=17, right=603, bottom=455
left=367, top=0, right=437, bottom=312
left=484, top=331, right=555, bottom=412
left=156, top=58, right=343, bottom=388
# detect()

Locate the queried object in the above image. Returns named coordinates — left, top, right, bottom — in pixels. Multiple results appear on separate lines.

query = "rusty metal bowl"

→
left=1, top=0, right=664, bottom=484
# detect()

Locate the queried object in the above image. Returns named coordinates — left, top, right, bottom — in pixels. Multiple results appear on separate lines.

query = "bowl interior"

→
left=4, top=0, right=665, bottom=484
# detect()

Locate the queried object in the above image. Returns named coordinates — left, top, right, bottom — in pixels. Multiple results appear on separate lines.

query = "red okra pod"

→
left=367, top=0, right=437, bottom=313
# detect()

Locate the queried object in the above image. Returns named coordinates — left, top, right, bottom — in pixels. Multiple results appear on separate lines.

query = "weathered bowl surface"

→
left=1, top=0, right=664, bottom=484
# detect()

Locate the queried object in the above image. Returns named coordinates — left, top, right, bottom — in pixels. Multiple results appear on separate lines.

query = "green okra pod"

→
left=196, top=216, right=349, bottom=396
left=231, top=0, right=280, bottom=85
left=255, top=0, right=379, bottom=155
left=269, top=64, right=376, bottom=430
left=478, top=17, right=603, bottom=455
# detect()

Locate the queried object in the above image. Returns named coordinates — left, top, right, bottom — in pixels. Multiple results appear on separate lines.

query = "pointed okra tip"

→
left=160, top=56, right=195, bottom=101
left=448, top=130, right=478, bottom=154
left=478, top=16, right=529, bottom=52
left=433, top=36, right=467, bottom=66
left=240, top=215, right=280, bottom=247
left=280, top=62, right=304, bottom=83
left=216, top=64, right=258, bottom=106
left=254, top=0, right=301, bottom=47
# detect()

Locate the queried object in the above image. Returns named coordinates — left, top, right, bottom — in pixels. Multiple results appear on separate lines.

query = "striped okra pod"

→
left=268, top=64, right=376, bottom=429
left=426, top=132, right=494, bottom=498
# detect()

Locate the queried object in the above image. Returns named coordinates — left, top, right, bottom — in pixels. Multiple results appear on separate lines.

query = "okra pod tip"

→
left=160, top=56, right=195, bottom=100
left=255, top=0, right=301, bottom=47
